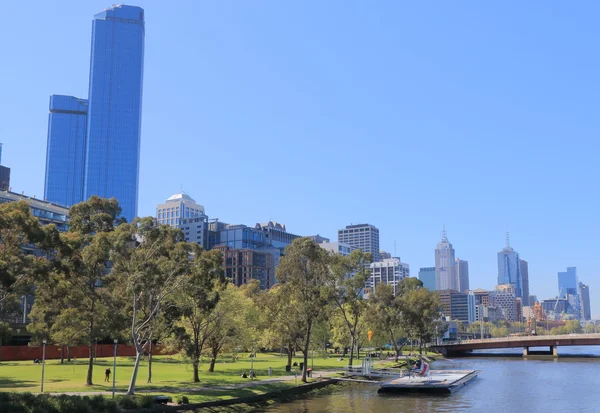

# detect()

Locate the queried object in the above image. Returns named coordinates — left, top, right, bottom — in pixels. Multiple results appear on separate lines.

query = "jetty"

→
left=378, top=369, right=478, bottom=395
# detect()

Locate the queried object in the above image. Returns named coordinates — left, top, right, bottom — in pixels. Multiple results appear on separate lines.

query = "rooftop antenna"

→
left=441, top=225, right=448, bottom=242
left=394, top=240, right=397, bottom=257
left=505, top=232, right=510, bottom=249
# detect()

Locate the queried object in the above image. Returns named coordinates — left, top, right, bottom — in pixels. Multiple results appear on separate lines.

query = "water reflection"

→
left=259, top=347, right=600, bottom=413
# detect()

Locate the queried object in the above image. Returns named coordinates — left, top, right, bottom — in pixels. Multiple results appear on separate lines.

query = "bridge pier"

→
left=523, top=346, right=558, bottom=357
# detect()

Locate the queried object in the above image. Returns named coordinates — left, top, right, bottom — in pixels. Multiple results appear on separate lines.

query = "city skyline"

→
left=1, top=1, right=599, bottom=315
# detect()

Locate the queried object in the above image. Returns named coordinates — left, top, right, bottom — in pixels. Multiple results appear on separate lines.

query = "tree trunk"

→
left=86, top=342, right=94, bottom=386
left=147, top=338, right=152, bottom=383
left=209, top=345, right=218, bottom=373
left=286, top=344, right=293, bottom=369
left=127, top=350, right=144, bottom=395
left=60, top=346, right=64, bottom=365
left=301, top=321, right=312, bottom=383
left=348, top=336, right=355, bottom=367
left=193, top=360, right=200, bottom=382
left=67, top=346, right=71, bottom=362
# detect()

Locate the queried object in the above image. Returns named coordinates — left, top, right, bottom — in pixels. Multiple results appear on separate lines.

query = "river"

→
left=258, top=346, right=600, bottom=413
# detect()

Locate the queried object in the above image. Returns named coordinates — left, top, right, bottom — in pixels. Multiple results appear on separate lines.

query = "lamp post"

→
left=41, top=339, right=47, bottom=393
left=112, top=339, right=118, bottom=399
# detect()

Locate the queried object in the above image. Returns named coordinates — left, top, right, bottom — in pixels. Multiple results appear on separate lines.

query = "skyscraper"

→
left=557, top=267, right=578, bottom=298
left=520, top=259, right=530, bottom=306
left=44, top=95, right=88, bottom=207
left=418, top=267, right=436, bottom=290
left=579, top=282, right=591, bottom=321
left=44, top=5, right=145, bottom=221
left=456, top=259, right=469, bottom=293
left=0, top=143, right=11, bottom=191
left=435, top=227, right=456, bottom=290
left=84, top=5, right=145, bottom=222
left=338, top=224, right=380, bottom=261
left=497, top=233, right=523, bottom=299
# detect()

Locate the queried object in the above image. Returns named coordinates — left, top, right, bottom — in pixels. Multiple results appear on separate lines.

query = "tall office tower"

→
left=520, top=259, right=530, bottom=306
left=497, top=233, right=523, bottom=299
left=435, top=226, right=456, bottom=290
left=455, top=259, right=469, bottom=293
left=84, top=5, right=145, bottom=222
left=558, top=267, right=578, bottom=297
left=44, top=96, right=88, bottom=206
left=0, top=143, right=11, bottom=191
left=44, top=5, right=145, bottom=221
left=365, top=258, right=409, bottom=297
left=579, top=282, right=591, bottom=321
left=418, top=267, right=436, bottom=290
left=338, top=224, right=380, bottom=262
left=156, top=192, right=205, bottom=228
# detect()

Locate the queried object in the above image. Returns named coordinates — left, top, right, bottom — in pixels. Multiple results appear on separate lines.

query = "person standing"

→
left=105, top=368, right=111, bottom=382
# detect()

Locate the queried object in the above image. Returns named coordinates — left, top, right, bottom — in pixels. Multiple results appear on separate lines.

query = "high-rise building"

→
left=520, top=259, right=530, bottom=306
left=83, top=5, right=145, bottom=222
left=558, top=267, right=578, bottom=298
left=156, top=192, right=205, bottom=228
left=435, top=226, right=456, bottom=290
left=44, top=96, right=88, bottom=207
left=365, top=258, right=409, bottom=297
left=497, top=233, right=523, bottom=299
left=438, top=290, right=469, bottom=324
left=456, top=259, right=469, bottom=293
left=338, top=224, right=380, bottom=262
left=0, top=143, right=11, bottom=191
left=579, top=282, right=591, bottom=321
left=45, top=5, right=145, bottom=222
left=418, top=267, right=436, bottom=291
left=489, top=290, right=519, bottom=322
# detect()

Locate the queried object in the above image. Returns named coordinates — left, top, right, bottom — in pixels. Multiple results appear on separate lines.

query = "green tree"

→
left=276, top=238, right=330, bottom=382
left=110, top=217, right=193, bottom=394
left=365, top=284, right=405, bottom=360
left=326, top=250, right=372, bottom=367
left=167, top=247, right=224, bottom=382
left=396, top=280, right=444, bottom=353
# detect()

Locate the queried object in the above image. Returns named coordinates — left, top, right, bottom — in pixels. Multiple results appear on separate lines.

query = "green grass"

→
left=0, top=353, right=350, bottom=400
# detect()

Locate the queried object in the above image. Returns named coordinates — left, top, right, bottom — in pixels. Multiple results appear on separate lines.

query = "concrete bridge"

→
left=431, top=334, right=600, bottom=357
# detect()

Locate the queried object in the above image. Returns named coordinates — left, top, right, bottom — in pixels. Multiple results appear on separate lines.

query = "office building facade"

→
left=338, top=224, right=380, bottom=262
left=456, top=259, right=469, bottom=293
left=418, top=267, right=436, bottom=290
left=45, top=5, right=145, bottom=222
left=44, top=96, right=88, bottom=207
left=489, top=290, right=519, bottom=322
left=435, top=227, right=456, bottom=290
left=319, top=242, right=356, bottom=256
left=156, top=192, right=205, bottom=228
left=520, top=259, right=530, bottom=306
left=497, top=233, right=523, bottom=299
left=438, top=290, right=469, bottom=324
left=579, top=282, right=591, bottom=321
left=0, top=143, right=10, bottom=191
left=214, top=246, right=274, bottom=290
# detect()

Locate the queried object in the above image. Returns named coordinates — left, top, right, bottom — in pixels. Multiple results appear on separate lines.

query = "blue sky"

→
left=1, top=1, right=599, bottom=316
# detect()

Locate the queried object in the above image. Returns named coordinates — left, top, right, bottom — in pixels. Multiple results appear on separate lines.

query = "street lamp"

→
left=112, top=339, right=118, bottom=399
left=41, top=339, right=47, bottom=393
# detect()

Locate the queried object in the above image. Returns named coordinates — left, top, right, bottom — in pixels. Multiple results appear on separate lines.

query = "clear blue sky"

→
left=1, top=1, right=599, bottom=316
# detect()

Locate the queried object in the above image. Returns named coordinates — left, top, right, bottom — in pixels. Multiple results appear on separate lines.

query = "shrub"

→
left=117, top=396, right=139, bottom=410
left=181, top=396, right=189, bottom=404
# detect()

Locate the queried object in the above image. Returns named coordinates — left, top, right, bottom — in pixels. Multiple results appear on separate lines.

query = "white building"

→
left=156, top=192, right=205, bottom=228
left=338, top=223, right=380, bottom=262
left=364, top=258, right=410, bottom=298
left=319, top=241, right=356, bottom=256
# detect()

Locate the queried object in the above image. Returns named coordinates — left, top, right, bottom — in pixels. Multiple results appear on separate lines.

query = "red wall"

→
left=0, top=344, right=169, bottom=362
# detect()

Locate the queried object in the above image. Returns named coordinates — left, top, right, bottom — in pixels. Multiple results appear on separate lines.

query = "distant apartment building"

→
left=156, top=192, right=205, bottom=228
left=0, top=143, right=11, bottom=191
left=418, top=267, right=436, bottom=290
left=435, top=227, right=456, bottom=290
left=213, top=245, right=274, bottom=290
left=520, top=259, right=530, bottom=306
left=364, top=258, right=409, bottom=297
left=319, top=242, right=356, bottom=256
left=338, top=224, right=380, bottom=262
left=438, top=290, right=469, bottom=324
left=179, top=216, right=209, bottom=249
left=456, top=259, right=469, bottom=293
left=489, top=290, right=519, bottom=322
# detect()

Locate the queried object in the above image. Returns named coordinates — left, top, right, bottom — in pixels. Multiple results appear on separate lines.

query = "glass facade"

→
left=497, top=248, right=522, bottom=298
left=84, top=5, right=145, bottom=222
left=44, top=95, right=88, bottom=207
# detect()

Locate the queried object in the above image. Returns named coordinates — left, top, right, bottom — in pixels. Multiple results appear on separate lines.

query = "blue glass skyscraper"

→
left=44, top=95, right=88, bottom=207
left=44, top=5, right=144, bottom=221
left=84, top=5, right=145, bottom=222
left=497, top=233, right=523, bottom=298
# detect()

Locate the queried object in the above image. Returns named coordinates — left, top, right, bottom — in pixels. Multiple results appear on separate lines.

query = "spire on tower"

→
left=441, top=225, right=448, bottom=242
left=505, top=232, right=510, bottom=249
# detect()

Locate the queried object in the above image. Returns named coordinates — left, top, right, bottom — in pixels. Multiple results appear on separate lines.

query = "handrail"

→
left=434, top=333, right=600, bottom=346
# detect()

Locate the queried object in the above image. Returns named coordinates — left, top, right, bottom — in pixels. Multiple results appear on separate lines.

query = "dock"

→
left=378, top=370, right=478, bottom=395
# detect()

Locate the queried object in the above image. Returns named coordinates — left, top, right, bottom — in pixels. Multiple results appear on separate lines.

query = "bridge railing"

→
left=344, top=366, right=406, bottom=377
left=432, top=333, right=600, bottom=346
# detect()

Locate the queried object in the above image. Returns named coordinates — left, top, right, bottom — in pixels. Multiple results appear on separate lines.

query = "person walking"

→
left=105, top=368, right=111, bottom=382
left=268, top=367, right=273, bottom=377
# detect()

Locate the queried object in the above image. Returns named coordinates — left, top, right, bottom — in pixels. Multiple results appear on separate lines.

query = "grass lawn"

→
left=0, top=352, right=353, bottom=402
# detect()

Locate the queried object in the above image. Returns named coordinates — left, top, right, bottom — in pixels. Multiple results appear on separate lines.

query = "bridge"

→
left=430, top=333, right=600, bottom=357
